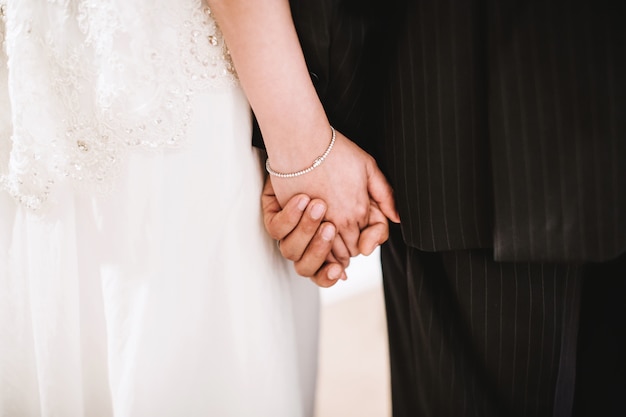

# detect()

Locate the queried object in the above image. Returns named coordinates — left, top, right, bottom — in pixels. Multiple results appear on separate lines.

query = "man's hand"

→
left=262, top=177, right=398, bottom=287
left=262, top=179, right=348, bottom=287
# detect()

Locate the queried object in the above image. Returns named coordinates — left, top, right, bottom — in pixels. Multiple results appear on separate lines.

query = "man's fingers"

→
left=280, top=201, right=328, bottom=261
left=293, top=222, right=336, bottom=276
left=308, top=262, right=348, bottom=288
left=290, top=222, right=349, bottom=288
left=262, top=177, right=311, bottom=240
left=260, top=176, right=352, bottom=287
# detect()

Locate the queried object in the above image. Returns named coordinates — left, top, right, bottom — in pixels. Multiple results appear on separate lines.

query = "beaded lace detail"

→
left=0, top=0, right=237, bottom=211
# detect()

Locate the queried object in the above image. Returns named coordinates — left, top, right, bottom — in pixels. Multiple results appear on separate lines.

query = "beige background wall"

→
left=315, top=249, right=391, bottom=417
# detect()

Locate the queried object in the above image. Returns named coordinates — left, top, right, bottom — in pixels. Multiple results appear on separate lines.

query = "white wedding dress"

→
left=0, top=1, right=319, bottom=416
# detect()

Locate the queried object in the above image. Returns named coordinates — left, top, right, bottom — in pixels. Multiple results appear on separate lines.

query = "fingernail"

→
left=328, top=265, right=342, bottom=280
left=297, top=196, right=310, bottom=211
left=321, top=224, right=335, bottom=241
left=310, top=203, right=325, bottom=220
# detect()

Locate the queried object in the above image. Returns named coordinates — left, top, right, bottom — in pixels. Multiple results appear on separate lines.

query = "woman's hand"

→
left=268, top=130, right=399, bottom=256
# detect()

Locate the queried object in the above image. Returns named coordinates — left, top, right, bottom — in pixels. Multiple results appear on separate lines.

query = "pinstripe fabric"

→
left=269, top=1, right=626, bottom=262
left=573, top=254, right=626, bottom=417
left=488, top=1, right=626, bottom=262
left=383, top=0, right=493, bottom=253
left=289, top=0, right=388, bottom=158
left=382, top=224, right=583, bottom=417
left=383, top=0, right=626, bottom=262
left=253, top=0, right=384, bottom=157
left=375, top=3, right=626, bottom=415
left=280, top=2, right=626, bottom=416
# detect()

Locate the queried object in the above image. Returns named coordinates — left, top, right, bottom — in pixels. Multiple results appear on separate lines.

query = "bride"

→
left=0, top=0, right=396, bottom=413
left=0, top=1, right=324, bottom=416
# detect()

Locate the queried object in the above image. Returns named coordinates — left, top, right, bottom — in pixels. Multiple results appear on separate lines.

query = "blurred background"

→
left=314, top=248, right=391, bottom=417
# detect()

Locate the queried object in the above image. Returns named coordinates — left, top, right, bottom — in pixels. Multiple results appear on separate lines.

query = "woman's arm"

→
left=208, top=0, right=399, bottom=255
left=209, top=0, right=328, bottom=169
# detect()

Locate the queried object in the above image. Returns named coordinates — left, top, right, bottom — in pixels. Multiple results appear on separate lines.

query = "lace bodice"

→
left=0, top=0, right=237, bottom=211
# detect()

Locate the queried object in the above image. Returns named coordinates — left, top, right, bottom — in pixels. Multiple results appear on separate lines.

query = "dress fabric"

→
left=0, top=2, right=319, bottom=417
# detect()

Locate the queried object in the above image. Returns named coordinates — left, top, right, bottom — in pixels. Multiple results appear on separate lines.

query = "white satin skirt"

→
left=0, top=87, right=319, bottom=417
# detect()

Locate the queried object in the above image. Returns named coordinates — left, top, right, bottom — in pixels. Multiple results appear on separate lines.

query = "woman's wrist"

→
left=261, top=113, right=332, bottom=173
left=265, top=126, right=335, bottom=178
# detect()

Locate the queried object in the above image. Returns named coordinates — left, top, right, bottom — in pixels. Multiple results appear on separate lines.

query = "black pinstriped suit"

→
left=282, top=1, right=626, bottom=416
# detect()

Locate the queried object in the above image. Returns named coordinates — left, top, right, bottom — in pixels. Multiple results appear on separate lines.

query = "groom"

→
left=263, top=0, right=626, bottom=416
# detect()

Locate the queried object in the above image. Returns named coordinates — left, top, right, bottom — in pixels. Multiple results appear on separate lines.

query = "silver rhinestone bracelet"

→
left=265, top=126, right=336, bottom=178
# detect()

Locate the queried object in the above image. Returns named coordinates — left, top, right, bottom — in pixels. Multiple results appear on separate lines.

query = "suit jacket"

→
left=273, top=0, right=626, bottom=263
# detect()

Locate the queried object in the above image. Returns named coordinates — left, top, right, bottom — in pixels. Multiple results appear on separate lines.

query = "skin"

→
left=208, top=0, right=400, bottom=267
left=262, top=179, right=394, bottom=287
left=262, top=179, right=344, bottom=287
